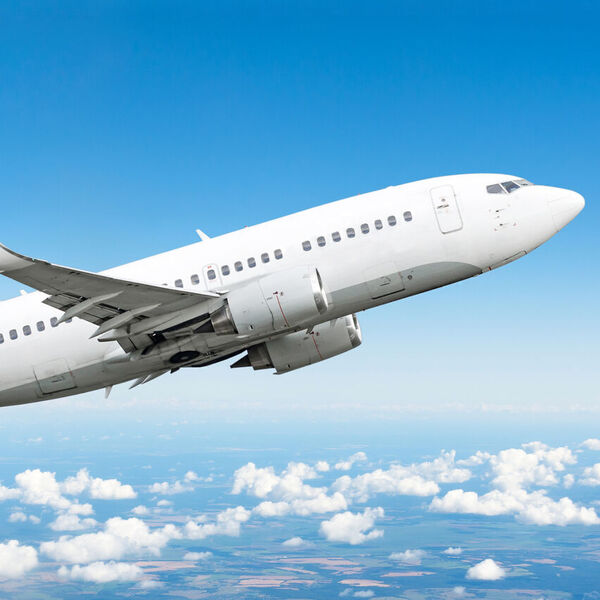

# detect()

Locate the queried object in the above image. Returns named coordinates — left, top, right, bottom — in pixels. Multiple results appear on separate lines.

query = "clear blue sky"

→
left=0, top=0, right=597, bottom=421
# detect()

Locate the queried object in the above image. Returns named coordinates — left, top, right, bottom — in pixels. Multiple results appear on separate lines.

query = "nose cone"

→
left=549, top=190, right=585, bottom=232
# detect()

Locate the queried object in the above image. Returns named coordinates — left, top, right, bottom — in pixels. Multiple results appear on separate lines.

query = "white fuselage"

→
left=0, top=174, right=584, bottom=407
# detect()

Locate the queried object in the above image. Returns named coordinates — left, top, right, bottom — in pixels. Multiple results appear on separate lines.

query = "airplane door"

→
left=33, top=359, right=76, bottom=395
left=430, top=185, right=463, bottom=234
left=202, top=263, right=222, bottom=288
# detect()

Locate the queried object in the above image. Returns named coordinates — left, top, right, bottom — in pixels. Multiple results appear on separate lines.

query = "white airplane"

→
left=0, top=174, right=584, bottom=408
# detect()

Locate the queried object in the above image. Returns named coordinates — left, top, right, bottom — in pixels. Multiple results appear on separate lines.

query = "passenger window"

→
left=486, top=184, right=505, bottom=194
left=9, top=329, right=17, bottom=340
left=346, top=228, right=355, bottom=238
left=332, top=231, right=341, bottom=242
left=374, top=219, right=383, bottom=230
left=0, top=333, right=3, bottom=344
left=403, top=211, right=413, bottom=222
left=388, top=215, right=397, bottom=226
left=191, top=274, right=200, bottom=285
left=50, top=317, right=58, bottom=328
left=23, top=325, right=31, bottom=336
left=261, top=253, right=270, bottom=263
left=502, top=181, right=520, bottom=193
left=274, top=249, right=283, bottom=260
left=234, top=261, right=243, bottom=272
left=221, top=265, right=230, bottom=276
left=361, top=223, right=369, bottom=234
left=247, top=257, right=256, bottom=268
left=302, top=240, right=312, bottom=251
left=207, top=269, right=216, bottom=280
left=317, top=236, right=326, bottom=247
left=175, top=279, right=183, bottom=288
left=37, top=321, right=45, bottom=332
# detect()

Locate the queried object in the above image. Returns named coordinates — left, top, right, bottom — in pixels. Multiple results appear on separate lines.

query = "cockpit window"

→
left=486, top=184, right=505, bottom=194
left=502, top=181, right=520, bottom=193
left=515, top=178, right=532, bottom=186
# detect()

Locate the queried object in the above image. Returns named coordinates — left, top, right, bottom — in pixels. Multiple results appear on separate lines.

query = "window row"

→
left=0, top=316, right=72, bottom=343
left=301, top=212, right=413, bottom=251
left=169, top=248, right=285, bottom=288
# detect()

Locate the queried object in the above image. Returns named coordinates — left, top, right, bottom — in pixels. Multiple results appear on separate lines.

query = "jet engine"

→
left=232, top=314, right=362, bottom=373
left=208, top=266, right=328, bottom=336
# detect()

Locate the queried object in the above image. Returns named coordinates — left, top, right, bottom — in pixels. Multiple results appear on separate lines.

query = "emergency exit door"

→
left=430, top=185, right=463, bottom=233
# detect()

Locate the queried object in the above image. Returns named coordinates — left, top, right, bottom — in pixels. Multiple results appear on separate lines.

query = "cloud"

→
left=8, top=511, right=27, bottom=523
left=282, top=536, right=312, bottom=548
left=62, top=469, right=136, bottom=500
left=40, top=517, right=180, bottom=563
left=232, top=461, right=322, bottom=501
left=183, top=506, right=251, bottom=540
left=353, top=592, right=375, bottom=598
left=580, top=464, right=600, bottom=486
left=0, top=485, right=21, bottom=501
left=315, top=461, right=330, bottom=472
left=563, top=474, right=575, bottom=488
left=443, top=546, right=463, bottom=555
left=149, top=480, right=193, bottom=495
left=430, top=487, right=600, bottom=526
left=333, top=469, right=439, bottom=503
left=490, top=443, right=576, bottom=491
left=183, top=551, right=212, bottom=560
left=0, top=540, right=38, bottom=579
left=49, top=514, right=98, bottom=532
left=389, top=549, right=426, bottom=565
left=582, top=439, right=600, bottom=451
left=451, top=586, right=466, bottom=597
left=335, top=452, right=367, bottom=471
left=319, top=507, right=384, bottom=545
left=59, top=561, right=143, bottom=583
left=132, top=505, right=150, bottom=516
left=466, top=558, right=506, bottom=580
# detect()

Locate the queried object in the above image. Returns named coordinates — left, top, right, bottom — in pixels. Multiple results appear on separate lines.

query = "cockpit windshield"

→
left=487, top=179, right=533, bottom=194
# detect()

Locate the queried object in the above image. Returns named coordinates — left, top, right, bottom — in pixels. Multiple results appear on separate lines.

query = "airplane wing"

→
left=0, top=242, right=219, bottom=345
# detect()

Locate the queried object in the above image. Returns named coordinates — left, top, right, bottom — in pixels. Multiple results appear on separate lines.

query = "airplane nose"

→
left=548, top=190, right=585, bottom=232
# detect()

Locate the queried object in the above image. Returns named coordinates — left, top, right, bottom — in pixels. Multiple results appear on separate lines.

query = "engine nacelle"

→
left=234, top=314, right=362, bottom=374
left=210, top=266, right=328, bottom=336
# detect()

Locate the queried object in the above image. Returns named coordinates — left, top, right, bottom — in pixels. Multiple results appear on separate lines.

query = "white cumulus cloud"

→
left=0, top=540, right=38, bottom=579
left=582, top=439, right=600, bottom=451
left=59, top=561, right=142, bottom=583
left=443, top=546, right=463, bottom=555
left=466, top=558, right=506, bottom=580
left=183, top=506, right=251, bottom=540
left=390, top=549, right=426, bottom=565
left=183, top=551, right=212, bottom=560
left=282, top=536, right=312, bottom=548
left=335, top=452, right=367, bottom=471
left=580, top=463, right=600, bottom=486
left=319, top=507, right=384, bottom=545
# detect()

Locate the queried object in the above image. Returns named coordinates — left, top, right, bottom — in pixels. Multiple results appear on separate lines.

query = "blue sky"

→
left=0, top=0, right=597, bottom=423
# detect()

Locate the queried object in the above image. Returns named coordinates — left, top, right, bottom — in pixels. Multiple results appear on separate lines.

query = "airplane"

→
left=0, top=174, right=584, bottom=408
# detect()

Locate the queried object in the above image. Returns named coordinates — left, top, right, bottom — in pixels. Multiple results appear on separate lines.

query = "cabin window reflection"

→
left=0, top=333, right=3, bottom=344
left=234, top=261, right=243, bottom=272
left=23, top=325, right=31, bottom=336
left=174, top=279, right=183, bottom=288
left=207, top=269, right=217, bottom=280
left=317, top=236, right=326, bottom=247
left=361, top=223, right=369, bottom=234
left=221, top=265, right=230, bottom=276
left=37, top=321, right=45, bottom=332
left=247, top=257, right=256, bottom=268
left=191, top=274, right=200, bottom=285
left=374, top=219, right=383, bottom=230
left=346, top=227, right=355, bottom=238
left=274, top=249, right=283, bottom=259
left=302, top=240, right=312, bottom=251
left=261, top=253, right=270, bottom=263
left=388, top=215, right=397, bottom=226
left=51, top=317, right=58, bottom=328
left=9, top=329, right=17, bottom=340
left=403, top=211, right=413, bottom=222
left=332, top=231, right=341, bottom=242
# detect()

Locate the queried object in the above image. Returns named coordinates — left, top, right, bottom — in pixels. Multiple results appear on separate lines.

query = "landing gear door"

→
left=202, top=264, right=222, bottom=289
left=431, top=185, right=463, bottom=234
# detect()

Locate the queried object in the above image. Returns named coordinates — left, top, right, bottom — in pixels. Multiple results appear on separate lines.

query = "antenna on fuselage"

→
left=195, top=229, right=210, bottom=241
